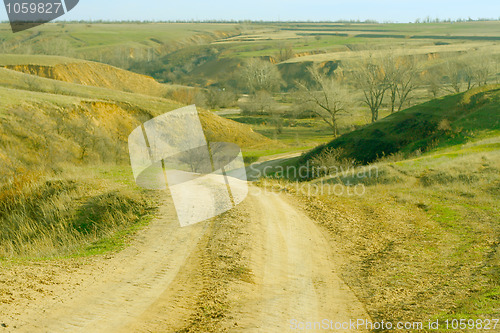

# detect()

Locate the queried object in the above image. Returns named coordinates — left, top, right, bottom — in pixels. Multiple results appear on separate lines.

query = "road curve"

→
left=5, top=187, right=369, bottom=332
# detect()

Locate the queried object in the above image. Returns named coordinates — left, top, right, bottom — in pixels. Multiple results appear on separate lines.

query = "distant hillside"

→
left=0, top=54, right=172, bottom=97
left=299, top=85, right=500, bottom=168
left=0, top=23, right=240, bottom=64
left=0, top=64, right=272, bottom=178
left=0, top=61, right=273, bottom=257
left=198, top=111, right=274, bottom=149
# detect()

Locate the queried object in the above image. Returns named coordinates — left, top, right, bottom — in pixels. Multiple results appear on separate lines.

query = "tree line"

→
left=236, top=50, right=497, bottom=137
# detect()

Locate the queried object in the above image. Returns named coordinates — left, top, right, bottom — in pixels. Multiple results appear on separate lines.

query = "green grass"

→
left=93, top=165, right=140, bottom=187
left=298, top=85, right=500, bottom=170
left=225, top=114, right=337, bottom=145
left=262, top=133, right=500, bottom=325
left=0, top=170, right=155, bottom=259
left=242, top=146, right=312, bottom=165
left=67, top=165, right=158, bottom=257
left=276, top=21, right=500, bottom=36
left=74, top=213, right=153, bottom=257
left=222, top=35, right=372, bottom=59
left=255, top=87, right=499, bottom=324
left=1, top=21, right=499, bottom=91
left=0, top=22, right=240, bottom=56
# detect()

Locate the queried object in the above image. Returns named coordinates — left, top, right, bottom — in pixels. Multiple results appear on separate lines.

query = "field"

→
left=0, top=22, right=240, bottom=57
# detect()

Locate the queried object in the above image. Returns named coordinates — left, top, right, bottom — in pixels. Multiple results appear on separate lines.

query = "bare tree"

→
left=444, top=60, right=465, bottom=93
left=385, top=55, right=421, bottom=113
left=296, top=65, right=349, bottom=137
left=203, top=87, right=238, bottom=110
left=242, top=91, right=276, bottom=114
left=204, top=88, right=222, bottom=110
left=444, top=60, right=476, bottom=93
left=384, top=56, right=399, bottom=114
left=241, top=58, right=282, bottom=93
left=275, top=44, right=294, bottom=62
left=495, top=55, right=500, bottom=84
left=443, top=54, right=492, bottom=93
left=472, top=54, right=493, bottom=86
left=240, top=58, right=283, bottom=135
left=70, top=114, right=111, bottom=162
left=240, top=91, right=283, bottom=135
left=422, top=65, right=444, bottom=98
left=463, top=62, right=476, bottom=91
left=350, top=55, right=388, bottom=123
left=177, top=146, right=212, bottom=173
left=22, top=74, right=40, bottom=91
left=394, top=56, right=421, bottom=112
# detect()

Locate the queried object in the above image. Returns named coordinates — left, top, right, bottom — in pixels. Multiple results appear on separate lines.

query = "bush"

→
left=72, top=191, right=149, bottom=235
left=309, top=147, right=355, bottom=178
left=203, top=88, right=238, bottom=109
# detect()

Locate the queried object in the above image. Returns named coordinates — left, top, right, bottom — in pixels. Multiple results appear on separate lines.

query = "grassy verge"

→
left=0, top=165, right=158, bottom=260
left=257, top=135, right=499, bottom=328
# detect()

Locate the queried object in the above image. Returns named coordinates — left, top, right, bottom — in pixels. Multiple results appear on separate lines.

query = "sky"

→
left=1, top=0, right=500, bottom=23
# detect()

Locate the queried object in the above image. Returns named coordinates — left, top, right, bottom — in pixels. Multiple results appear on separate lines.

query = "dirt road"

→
left=246, top=151, right=304, bottom=181
left=1, top=187, right=369, bottom=332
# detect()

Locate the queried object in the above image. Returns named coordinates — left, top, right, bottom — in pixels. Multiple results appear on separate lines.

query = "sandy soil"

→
left=0, top=187, right=369, bottom=332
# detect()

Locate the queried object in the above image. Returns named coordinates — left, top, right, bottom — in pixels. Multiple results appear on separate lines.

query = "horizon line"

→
left=2, top=17, right=500, bottom=25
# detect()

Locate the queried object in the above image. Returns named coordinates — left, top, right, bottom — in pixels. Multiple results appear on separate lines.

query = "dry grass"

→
left=0, top=54, right=86, bottom=66
left=0, top=57, right=170, bottom=97
left=260, top=136, right=500, bottom=325
left=0, top=169, right=154, bottom=258
left=0, top=62, right=272, bottom=259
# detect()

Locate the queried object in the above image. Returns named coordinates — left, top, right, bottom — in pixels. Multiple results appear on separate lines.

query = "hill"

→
left=0, top=68, right=271, bottom=170
left=0, top=54, right=176, bottom=97
left=0, top=23, right=239, bottom=64
left=299, top=84, right=500, bottom=170
left=0, top=61, right=271, bottom=257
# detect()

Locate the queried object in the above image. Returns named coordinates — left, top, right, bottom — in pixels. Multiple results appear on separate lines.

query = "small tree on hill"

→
left=385, top=55, right=421, bottom=113
left=350, top=55, right=389, bottom=123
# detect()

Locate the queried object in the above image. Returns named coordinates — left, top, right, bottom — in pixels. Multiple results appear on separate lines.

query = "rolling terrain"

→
left=253, top=86, right=500, bottom=324
left=0, top=54, right=171, bottom=97
left=299, top=84, right=500, bottom=167
left=0, top=21, right=499, bottom=332
left=0, top=55, right=272, bottom=258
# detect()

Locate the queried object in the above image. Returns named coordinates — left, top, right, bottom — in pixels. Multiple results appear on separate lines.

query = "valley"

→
left=0, top=20, right=499, bottom=332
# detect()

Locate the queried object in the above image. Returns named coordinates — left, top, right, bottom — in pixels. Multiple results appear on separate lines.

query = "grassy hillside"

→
left=298, top=85, right=500, bottom=171
left=0, top=54, right=177, bottom=97
left=255, top=83, right=500, bottom=321
left=122, top=21, right=500, bottom=88
left=257, top=99, right=500, bottom=323
left=264, top=135, right=500, bottom=324
left=0, top=23, right=239, bottom=61
left=0, top=62, right=270, bottom=258
left=2, top=22, right=498, bottom=92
